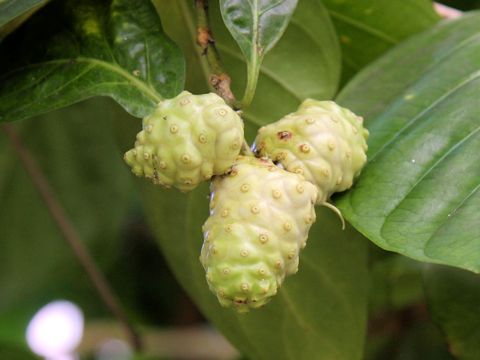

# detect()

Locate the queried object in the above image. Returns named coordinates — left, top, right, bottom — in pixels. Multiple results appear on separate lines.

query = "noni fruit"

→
left=124, top=91, right=244, bottom=192
left=200, top=156, right=318, bottom=313
left=253, top=99, right=368, bottom=203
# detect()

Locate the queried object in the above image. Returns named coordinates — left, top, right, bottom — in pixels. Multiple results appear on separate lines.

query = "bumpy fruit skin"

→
left=200, top=156, right=318, bottom=313
left=124, top=91, right=244, bottom=192
left=253, top=99, right=368, bottom=203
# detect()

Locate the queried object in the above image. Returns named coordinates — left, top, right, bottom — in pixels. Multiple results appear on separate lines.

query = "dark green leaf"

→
left=0, top=343, right=36, bottom=360
left=219, top=0, right=298, bottom=104
left=220, top=0, right=298, bottom=59
left=0, top=98, right=133, bottom=313
left=0, top=0, right=49, bottom=39
left=0, top=0, right=185, bottom=123
left=336, top=13, right=480, bottom=272
left=424, top=265, right=480, bottom=359
left=0, top=0, right=48, bottom=27
left=322, top=0, right=439, bottom=82
left=156, top=0, right=341, bottom=131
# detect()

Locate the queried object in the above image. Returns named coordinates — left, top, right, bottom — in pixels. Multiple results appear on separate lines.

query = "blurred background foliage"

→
left=0, top=0, right=479, bottom=359
left=438, top=0, right=480, bottom=10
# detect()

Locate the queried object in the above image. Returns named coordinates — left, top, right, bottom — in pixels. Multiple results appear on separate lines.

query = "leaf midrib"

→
left=69, top=57, right=163, bottom=102
left=1, top=56, right=163, bottom=103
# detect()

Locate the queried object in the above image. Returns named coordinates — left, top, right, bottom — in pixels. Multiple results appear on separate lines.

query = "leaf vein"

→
left=327, top=9, right=397, bottom=44
left=369, top=70, right=480, bottom=162
left=381, top=124, right=480, bottom=239
left=425, top=182, right=480, bottom=252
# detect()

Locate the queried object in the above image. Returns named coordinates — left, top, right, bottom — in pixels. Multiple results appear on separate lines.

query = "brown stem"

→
left=195, top=0, right=238, bottom=108
left=1, top=123, right=142, bottom=352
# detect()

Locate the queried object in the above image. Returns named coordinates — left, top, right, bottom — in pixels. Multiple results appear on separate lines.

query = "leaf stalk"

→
left=242, top=57, right=261, bottom=108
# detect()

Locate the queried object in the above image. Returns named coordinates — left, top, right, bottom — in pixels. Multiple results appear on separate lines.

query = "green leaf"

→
left=139, top=185, right=367, bottom=360
left=0, top=0, right=47, bottom=27
left=155, top=0, right=341, bottom=130
left=369, top=254, right=425, bottom=314
left=0, top=343, right=36, bottom=360
left=219, top=0, right=298, bottom=105
left=220, top=0, right=298, bottom=59
left=0, top=98, right=133, bottom=313
left=336, top=13, right=480, bottom=272
left=0, top=0, right=185, bottom=123
left=321, top=0, right=439, bottom=82
left=0, top=0, right=49, bottom=39
left=424, top=265, right=480, bottom=360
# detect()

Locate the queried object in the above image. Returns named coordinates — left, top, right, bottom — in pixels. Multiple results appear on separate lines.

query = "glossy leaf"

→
left=220, top=0, right=298, bottom=59
left=336, top=13, right=480, bottom=272
left=0, top=0, right=47, bottom=27
left=0, top=98, right=133, bottom=313
left=0, top=0, right=185, bottom=123
left=155, top=0, right=341, bottom=132
left=424, top=265, right=480, bottom=359
left=0, top=0, right=48, bottom=39
left=219, top=0, right=298, bottom=104
left=321, top=0, right=439, bottom=82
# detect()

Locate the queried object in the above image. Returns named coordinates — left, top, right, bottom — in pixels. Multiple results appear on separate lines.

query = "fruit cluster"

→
left=125, top=91, right=368, bottom=313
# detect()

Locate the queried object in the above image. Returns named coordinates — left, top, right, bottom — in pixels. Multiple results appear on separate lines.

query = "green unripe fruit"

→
left=254, top=99, right=368, bottom=203
left=200, top=156, right=318, bottom=313
left=124, top=91, right=244, bottom=192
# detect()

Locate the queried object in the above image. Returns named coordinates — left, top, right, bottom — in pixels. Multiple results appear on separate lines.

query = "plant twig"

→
left=195, top=0, right=238, bottom=108
left=1, top=123, right=142, bottom=352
